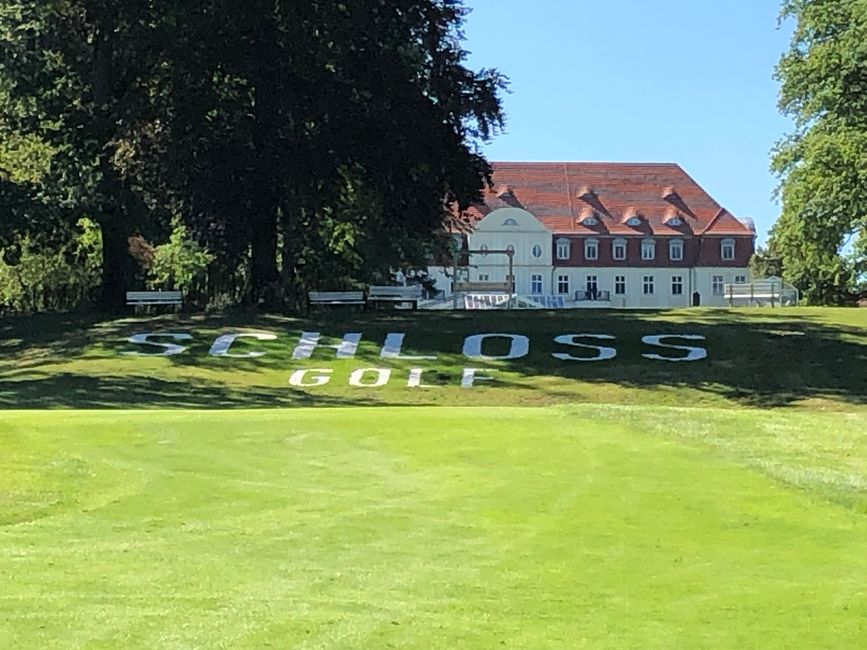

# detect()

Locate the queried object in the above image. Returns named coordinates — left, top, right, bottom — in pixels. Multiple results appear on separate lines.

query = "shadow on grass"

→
left=0, top=308, right=865, bottom=409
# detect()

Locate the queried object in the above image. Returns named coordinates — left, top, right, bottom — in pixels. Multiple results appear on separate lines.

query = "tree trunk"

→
left=97, top=212, right=136, bottom=313
left=249, top=211, right=281, bottom=309
left=245, top=15, right=283, bottom=310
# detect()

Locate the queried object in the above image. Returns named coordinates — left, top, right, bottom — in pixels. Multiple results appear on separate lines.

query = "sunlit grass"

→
left=1, top=406, right=865, bottom=648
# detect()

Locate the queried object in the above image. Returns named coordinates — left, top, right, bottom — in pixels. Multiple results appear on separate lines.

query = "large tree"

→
left=1, top=1, right=506, bottom=311
left=771, top=0, right=867, bottom=304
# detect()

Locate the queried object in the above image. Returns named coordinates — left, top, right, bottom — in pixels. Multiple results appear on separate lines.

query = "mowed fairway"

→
left=1, top=405, right=865, bottom=649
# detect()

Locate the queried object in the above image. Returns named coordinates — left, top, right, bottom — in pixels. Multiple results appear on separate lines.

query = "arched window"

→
left=721, top=238, right=735, bottom=260
left=641, top=238, right=656, bottom=261
left=556, top=238, right=571, bottom=260
left=502, top=218, right=519, bottom=226
left=669, top=239, right=684, bottom=261
left=584, top=238, right=599, bottom=260
left=612, top=238, right=627, bottom=261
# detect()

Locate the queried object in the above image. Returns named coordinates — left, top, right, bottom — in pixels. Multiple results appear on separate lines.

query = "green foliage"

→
left=0, top=217, right=101, bottom=313
left=771, top=0, right=867, bottom=304
left=146, top=218, right=213, bottom=303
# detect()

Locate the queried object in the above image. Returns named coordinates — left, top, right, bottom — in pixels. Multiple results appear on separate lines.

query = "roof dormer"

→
left=661, top=185, right=679, bottom=201
left=577, top=206, right=600, bottom=226
left=576, top=185, right=596, bottom=201
left=622, top=206, right=643, bottom=227
left=663, top=208, right=685, bottom=227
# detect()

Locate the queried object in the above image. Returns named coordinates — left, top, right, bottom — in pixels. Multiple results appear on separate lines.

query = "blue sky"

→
left=462, top=0, right=795, bottom=244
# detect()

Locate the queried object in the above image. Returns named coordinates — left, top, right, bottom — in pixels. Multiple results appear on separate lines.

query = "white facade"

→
left=427, top=208, right=751, bottom=308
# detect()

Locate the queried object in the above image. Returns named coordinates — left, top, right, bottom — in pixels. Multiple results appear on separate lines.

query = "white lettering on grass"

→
left=348, top=368, right=391, bottom=387
left=208, top=332, right=276, bottom=357
left=641, top=335, right=707, bottom=362
left=462, top=333, right=529, bottom=360
left=122, top=332, right=192, bottom=356
left=288, top=369, right=333, bottom=386
left=551, top=334, right=617, bottom=362
left=407, top=368, right=439, bottom=388
left=461, top=368, right=498, bottom=388
left=380, top=333, right=436, bottom=360
left=291, top=332, right=361, bottom=360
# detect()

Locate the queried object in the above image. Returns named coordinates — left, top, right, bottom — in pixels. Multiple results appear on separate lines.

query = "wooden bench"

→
left=126, top=290, right=183, bottom=312
left=367, top=285, right=423, bottom=309
left=307, top=291, right=366, bottom=308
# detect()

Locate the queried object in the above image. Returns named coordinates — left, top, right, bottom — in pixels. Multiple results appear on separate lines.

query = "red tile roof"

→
left=460, top=162, right=753, bottom=237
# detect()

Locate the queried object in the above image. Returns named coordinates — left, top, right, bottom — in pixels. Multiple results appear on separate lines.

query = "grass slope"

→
left=0, top=308, right=865, bottom=648
left=1, top=307, right=865, bottom=410
left=1, top=406, right=865, bottom=649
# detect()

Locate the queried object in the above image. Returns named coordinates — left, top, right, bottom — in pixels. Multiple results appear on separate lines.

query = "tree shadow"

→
left=0, top=309, right=865, bottom=409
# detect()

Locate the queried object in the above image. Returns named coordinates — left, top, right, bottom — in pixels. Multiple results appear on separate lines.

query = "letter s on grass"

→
left=551, top=334, right=616, bottom=362
left=122, top=332, right=192, bottom=356
left=641, top=335, right=707, bottom=362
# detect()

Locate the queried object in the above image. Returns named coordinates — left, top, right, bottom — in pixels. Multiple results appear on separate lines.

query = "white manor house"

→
left=426, top=162, right=756, bottom=308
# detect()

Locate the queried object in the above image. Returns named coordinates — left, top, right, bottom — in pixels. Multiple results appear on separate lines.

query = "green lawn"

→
left=1, top=406, right=865, bottom=648
left=0, top=308, right=865, bottom=648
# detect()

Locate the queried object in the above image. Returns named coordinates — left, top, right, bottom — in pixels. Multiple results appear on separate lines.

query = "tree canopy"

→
left=0, top=1, right=507, bottom=311
left=771, top=0, right=867, bottom=303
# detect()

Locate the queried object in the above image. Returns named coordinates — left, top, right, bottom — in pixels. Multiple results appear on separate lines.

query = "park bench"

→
left=126, top=290, right=183, bottom=312
left=307, top=290, right=366, bottom=309
left=367, top=285, right=423, bottom=309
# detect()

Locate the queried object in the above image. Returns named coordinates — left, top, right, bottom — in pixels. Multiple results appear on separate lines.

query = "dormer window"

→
left=641, top=238, right=656, bottom=261
left=622, top=207, right=642, bottom=227
left=578, top=207, right=599, bottom=226
left=612, top=238, right=627, bottom=261
left=667, top=217, right=682, bottom=226
left=502, top=217, right=519, bottom=226
left=721, top=238, right=735, bottom=261
left=556, top=238, right=571, bottom=260
left=669, top=239, right=684, bottom=261
left=584, top=238, right=599, bottom=260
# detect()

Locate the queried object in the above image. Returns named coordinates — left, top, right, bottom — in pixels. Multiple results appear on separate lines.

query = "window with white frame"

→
left=615, top=275, right=626, bottom=295
left=586, top=275, right=598, bottom=296
left=641, top=238, right=656, bottom=261
left=584, top=238, right=599, bottom=260
left=712, top=275, right=724, bottom=294
left=612, top=238, right=627, bottom=261
left=556, top=238, right=571, bottom=260
left=643, top=275, right=655, bottom=294
left=531, top=274, right=543, bottom=294
left=669, top=239, right=684, bottom=261
left=735, top=274, right=746, bottom=284
left=557, top=275, right=569, bottom=294
left=671, top=275, right=683, bottom=295
left=721, top=238, right=735, bottom=261
left=531, top=243, right=543, bottom=258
